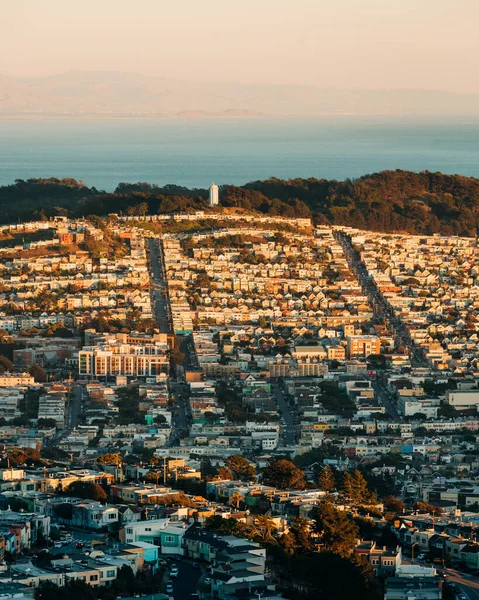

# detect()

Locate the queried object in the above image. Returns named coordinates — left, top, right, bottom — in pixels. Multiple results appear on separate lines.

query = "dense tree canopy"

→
left=5, top=171, right=479, bottom=237
left=261, top=459, right=306, bottom=489
left=225, top=455, right=256, bottom=481
left=65, top=480, right=107, bottom=501
left=97, top=453, right=122, bottom=466
left=311, top=501, right=359, bottom=556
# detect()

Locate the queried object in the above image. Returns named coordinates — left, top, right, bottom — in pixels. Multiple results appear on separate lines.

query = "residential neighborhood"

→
left=1, top=213, right=479, bottom=599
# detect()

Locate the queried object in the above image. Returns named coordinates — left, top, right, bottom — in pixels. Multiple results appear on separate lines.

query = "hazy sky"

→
left=2, top=0, right=479, bottom=92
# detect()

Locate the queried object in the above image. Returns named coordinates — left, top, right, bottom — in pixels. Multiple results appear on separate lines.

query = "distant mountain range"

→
left=1, top=71, right=479, bottom=117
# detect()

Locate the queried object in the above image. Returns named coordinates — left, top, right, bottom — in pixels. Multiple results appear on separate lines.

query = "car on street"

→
left=166, top=581, right=174, bottom=594
left=170, top=565, right=179, bottom=578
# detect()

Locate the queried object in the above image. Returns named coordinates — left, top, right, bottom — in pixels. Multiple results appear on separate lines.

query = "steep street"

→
left=272, top=383, right=297, bottom=445
left=69, top=384, right=83, bottom=429
left=147, top=237, right=172, bottom=335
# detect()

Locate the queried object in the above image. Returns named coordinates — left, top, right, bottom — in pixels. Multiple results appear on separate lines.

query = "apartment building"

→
left=78, top=342, right=169, bottom=378
left=347, top=335, right=381, bottom=358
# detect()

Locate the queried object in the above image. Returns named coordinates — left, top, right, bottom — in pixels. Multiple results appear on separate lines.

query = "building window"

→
left=107, top=570, right=115, bottom=577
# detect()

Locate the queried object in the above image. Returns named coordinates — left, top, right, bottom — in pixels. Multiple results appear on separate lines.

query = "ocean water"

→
left=1, top=116, right=479, bottom=191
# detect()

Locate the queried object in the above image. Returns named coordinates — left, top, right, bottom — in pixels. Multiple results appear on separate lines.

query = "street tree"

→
left=229, top=492, right=244, bottom=509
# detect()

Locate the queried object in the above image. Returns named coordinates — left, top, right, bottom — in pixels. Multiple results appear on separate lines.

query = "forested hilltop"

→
left=2, top=170, right=479, bottom=236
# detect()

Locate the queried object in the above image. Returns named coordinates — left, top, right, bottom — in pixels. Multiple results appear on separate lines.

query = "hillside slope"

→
left=1, top=170, right=479, bottom=236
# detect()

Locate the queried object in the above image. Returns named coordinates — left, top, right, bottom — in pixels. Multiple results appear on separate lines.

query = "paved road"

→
left=69, top=384, right=83, bottom=429
left=439, top=567, right=479, bottom=600
left=335, top=230, right=428, bottom=369
left=148, top=238, right=172, bottom=335
left=403, top=558, right=479, bottom=600
left=49, top=530, right=110, bottom=555
left=181, top=335, right=199, bottom=371
left=172, top=561, right=202, bottom=599
left=373, top=380, right=400, bottom=419
left=272, top=383, right=296, bottom=445
left=169, top=381, right=190, bottom=446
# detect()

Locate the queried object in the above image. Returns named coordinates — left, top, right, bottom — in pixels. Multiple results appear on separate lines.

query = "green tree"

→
left=258, top=316, right=268, bottom=328
left=229, top=492, right=244, bottom=509
left=341, top=470, right=373, bottom=504
left=66, top=481, right=107, bottom=501
left=5, top=447, right=43, bottom=467
left=29, top=363, right=47, bottom=382
left=169, top=347, right=185, bottom=365
left=0, top=355, right=13, bottom=374
left=292, top=551, right=379, bottom=600
left=97, top=452, right=122, bottom=466
left=383, top=496, right=405, bottom=514
left=225, top=455, right=256, bottom=481
left=217, top=466, right=233, bottom=480
left=261, top=459, right=306, bottom=489
left=318, top=465, right=336, bottom=492
left=254, top=515, right=277, bottom=544
left=312, top=501, right=359, bottom=556
left=288, top=516, right=314, bottom=553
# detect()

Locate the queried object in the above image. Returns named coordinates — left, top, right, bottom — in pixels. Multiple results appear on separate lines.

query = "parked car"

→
left=166, top=582, right=174, bottom=594
left=170, top=565, right=179, bottom=578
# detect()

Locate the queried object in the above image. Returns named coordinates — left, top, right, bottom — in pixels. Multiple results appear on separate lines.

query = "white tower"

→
left=209, top=183, right=219, bottom=207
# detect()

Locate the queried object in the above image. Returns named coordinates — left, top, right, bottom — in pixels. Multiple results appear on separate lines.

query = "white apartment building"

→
left=78, top=342, right=169, bottom=378
left=38, top=392, right=66, bottom=425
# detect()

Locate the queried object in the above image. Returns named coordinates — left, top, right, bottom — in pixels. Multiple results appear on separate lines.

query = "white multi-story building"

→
left=78, top=341, right=169, bottom=379
left=38, top=392, right=66, bottom=425
left=209, top=183, right=219, bottom=207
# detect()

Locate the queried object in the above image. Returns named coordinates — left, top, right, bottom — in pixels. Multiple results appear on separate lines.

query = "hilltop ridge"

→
left=2, top=170, right=479, bottom=236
